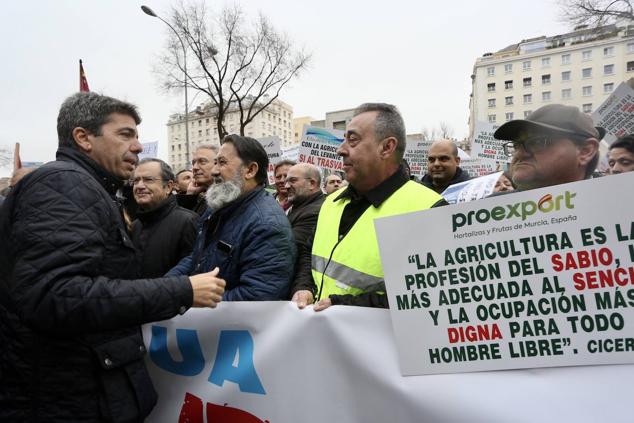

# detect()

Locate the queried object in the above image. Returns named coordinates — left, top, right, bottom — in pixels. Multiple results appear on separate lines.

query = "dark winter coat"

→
left=0, top=147, right=192, bottom=422
left=131, top=195, right=198, bottom=278
left=167, top=186, right=296, bottom=301
left=287, top=191, right=325, bottom=249
left=421, top=167, right=471, bottom=194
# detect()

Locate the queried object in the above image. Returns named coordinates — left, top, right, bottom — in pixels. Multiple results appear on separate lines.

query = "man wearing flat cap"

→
left=494, top=104, right=604, bottom=191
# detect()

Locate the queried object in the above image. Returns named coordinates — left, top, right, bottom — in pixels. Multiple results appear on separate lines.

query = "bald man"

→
left=284, top=163, right=325, bottom=248
left=421, top=139, right=471, bottom=193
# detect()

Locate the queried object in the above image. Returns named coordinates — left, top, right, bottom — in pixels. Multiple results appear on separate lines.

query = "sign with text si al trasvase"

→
left=375, top=173, right=634, bottom=375
left=298, top=125, right=344, bottom=171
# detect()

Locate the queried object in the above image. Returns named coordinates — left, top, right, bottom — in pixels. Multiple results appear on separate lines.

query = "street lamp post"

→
left=141, top=5, right=190, bottom=168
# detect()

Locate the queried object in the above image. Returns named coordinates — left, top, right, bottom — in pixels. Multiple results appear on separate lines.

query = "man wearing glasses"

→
left=494, top=104, right=604, bottom=191
left=131, top=158, right=198, bottom=277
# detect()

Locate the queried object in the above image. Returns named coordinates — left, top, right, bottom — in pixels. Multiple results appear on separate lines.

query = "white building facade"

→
left=469, top=22, right=634, bottom=137
left=166, top=98, right=294, bottom=171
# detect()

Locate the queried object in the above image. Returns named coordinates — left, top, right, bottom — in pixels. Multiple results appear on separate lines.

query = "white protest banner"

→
left=0, top=144, right=15, bottom=178
left=470, top=121, right=511, bottom=164
left=257, top=136, right=283, bottom=185
left=376, top=172, right=634, bottom=376
left=142, top=303, right=634, bottom=423
left=404, top=140, right=432, bottom=177
left=281, top=144, right=299, bottom=162
left=139, top=141, right=159, bottom=160
left=298, top=125, right=344, bottom=171
left=459, top=158, right=499, bottom=177
left=441, top=171, right=502, bottom=204
left=592, top=80, right=634, bottom=146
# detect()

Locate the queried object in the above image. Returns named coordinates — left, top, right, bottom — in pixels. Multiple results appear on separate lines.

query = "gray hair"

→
left=57, top=92, right=141, bottom=150
left=303, top=164, right=322, bottom=186
left=137, top=158, right=175, bottom=187
left=353, top=103, right=406, bottom=162
left=196, top=144, right=219, bottom=154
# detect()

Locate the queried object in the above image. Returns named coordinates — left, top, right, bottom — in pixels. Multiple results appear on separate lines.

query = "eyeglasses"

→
left=502, top=134, right=590, bottom=157
left=132, top=176, right=165, bottom=185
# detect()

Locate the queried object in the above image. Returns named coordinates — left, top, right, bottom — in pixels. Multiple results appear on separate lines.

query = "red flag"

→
left=79, top=59, right=90, bottom=92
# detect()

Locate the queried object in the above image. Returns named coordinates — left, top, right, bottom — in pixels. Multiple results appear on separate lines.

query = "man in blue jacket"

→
left=168, top=135, right=296, bottom=301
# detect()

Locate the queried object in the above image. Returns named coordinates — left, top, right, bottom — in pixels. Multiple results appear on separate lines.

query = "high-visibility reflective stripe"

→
left=312, top=255, right=385, bottom=292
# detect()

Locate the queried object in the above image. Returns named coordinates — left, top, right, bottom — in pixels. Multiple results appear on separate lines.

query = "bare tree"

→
left=559, top=0, right=633, bottom=28
left=420, top=126, right=438, bottom=141
left=155, top=2, right=311, bottom=139
left=438, top=121, right=454, bottom=139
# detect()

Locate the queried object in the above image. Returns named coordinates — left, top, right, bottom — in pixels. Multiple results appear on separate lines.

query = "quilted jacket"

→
left=167, top=186, right=296, bottom=301
left=0, top=147, right=193, bottom=422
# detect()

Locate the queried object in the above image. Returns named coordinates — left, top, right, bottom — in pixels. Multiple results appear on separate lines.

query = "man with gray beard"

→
left=168, top=135, right=296, bottom=301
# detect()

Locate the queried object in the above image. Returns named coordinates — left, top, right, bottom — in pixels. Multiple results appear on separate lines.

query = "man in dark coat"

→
left=285, top=163, right=325, bottom=249
left=168, top=135, right=295, bottom=301
left=131, top=158, right=198, bottom=278
left=0, top=92, right=225, bottom=422
left=421, top=139, right=471, bottom=193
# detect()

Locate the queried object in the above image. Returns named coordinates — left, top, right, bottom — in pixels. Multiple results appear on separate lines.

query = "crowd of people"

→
left=0, top=91, right=631, bottom=421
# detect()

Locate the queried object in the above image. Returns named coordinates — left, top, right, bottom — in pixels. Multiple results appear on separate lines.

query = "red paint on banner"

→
left=178, top=392, right=270, bottom=423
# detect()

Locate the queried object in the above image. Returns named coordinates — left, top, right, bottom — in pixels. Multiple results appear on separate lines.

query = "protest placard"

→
left=281, top=144, right=299, bottom=162
left=459, top=158, right=499, bottom=177
left=258, top=136, right=283, bottom=185
left=143, top=303, right=634, bottom=423
left=139, top=141, right=158, bottom=160
left=441, top=171, right=502, bottom=204
left=404, top=140, right=433, bottom=177
left=298, top=126, right=344, bottom=171
left=592, top=80, right=634, bottom=146
left=470, top=121, right=511, bottom=163
left=0, top=144, right=15, bottom=178
left=376, top=173, right=634, bottom=375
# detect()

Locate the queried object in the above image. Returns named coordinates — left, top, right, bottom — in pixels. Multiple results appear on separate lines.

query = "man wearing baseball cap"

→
left=494, top=104, right=604, bottom=191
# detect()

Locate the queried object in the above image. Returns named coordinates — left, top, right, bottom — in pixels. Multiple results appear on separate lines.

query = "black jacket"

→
left=421, top=167, right=471, bottom=194
left=0, top=148, right=193, bottom=422
left=287, top=191, right=325, bottom=249
left=131, top=196, right=198, bottom=278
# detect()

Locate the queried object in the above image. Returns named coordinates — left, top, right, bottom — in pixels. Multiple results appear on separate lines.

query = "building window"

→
left=582, top=103, right=592, bottom=113
left=582, top=50, right=592, bottom=61
left=582, top=86, right=592, bottom=96
left=582, top=68, right=592, bottom=78
left=542, top=74, right=551, bottom=85
left=523, top=61, right=531, bottom=71
left=488, top=114, right=497, bottom=123
left=542, top=91, right=551, bottom=101
left=505, top=96, right=514, bottom=105
left=487, top=66, right=495, bottom=76
left=629, top=43, right=634, bottom=53
left=198, top=120, right=202, bottom=126
left=604, top=83, right=614, bottom=93
left=524, top=110, right=532, bottom=118
left=505, top=80, right=513, bottom=89
left=523, top=77, right=532, bottom=87
left=542, top=57, right=551, bottom=67
left=523, top=94, right=532, bottom=104
left=487, top=82, right=496, bottom=92
left=504, top=64, right=513, bottom=73
left=505, top=112, right=514, bottom=121
left=562, top=88, right=572, bottom=99
left=205, top=129, right=210, bottom=135
left=628, top=61, right=634, bottom=72
left=604, top=64, right=614, bottom=75
left=562, top=71, right=571, bottom=81
left=198, top=130, right=202, bottom=136
left=604, top=46, right=614, bottom=57
left=561, top=54, right=571, bottom=65
left=488, top=98, right=496, bottom=108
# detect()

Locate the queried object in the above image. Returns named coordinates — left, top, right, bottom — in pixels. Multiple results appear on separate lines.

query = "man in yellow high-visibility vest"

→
left=291, top=103, right=446, bottom=311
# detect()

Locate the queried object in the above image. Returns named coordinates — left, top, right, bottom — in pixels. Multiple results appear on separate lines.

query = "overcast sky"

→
left=0, top=0, right=571, bottom=164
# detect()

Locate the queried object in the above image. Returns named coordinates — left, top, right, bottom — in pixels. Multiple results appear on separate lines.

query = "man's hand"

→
left=313, top=298, right=332, bottom=312
left=186, top=180, right=205, bottom=195
left=291, top=290, right=314, bottom=309
left=189, top=267, right=226, bottom=308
